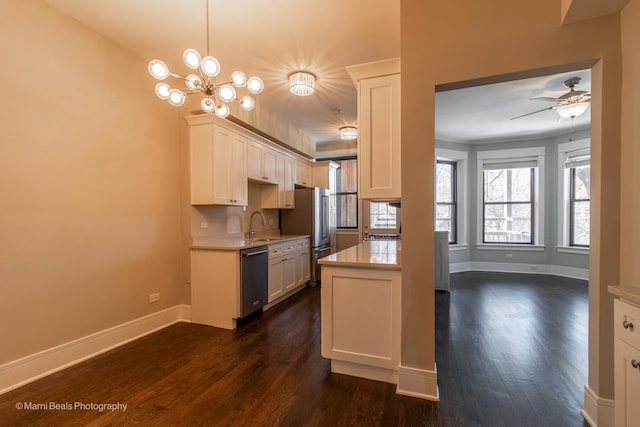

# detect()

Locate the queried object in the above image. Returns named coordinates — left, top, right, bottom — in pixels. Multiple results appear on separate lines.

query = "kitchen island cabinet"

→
left=319, top=240, right=401, bottom=384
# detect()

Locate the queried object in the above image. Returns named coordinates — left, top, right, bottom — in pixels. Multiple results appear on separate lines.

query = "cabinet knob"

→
left=632, top=360, right=640, bottom=369
left=623, top=320, right=634, bottom=330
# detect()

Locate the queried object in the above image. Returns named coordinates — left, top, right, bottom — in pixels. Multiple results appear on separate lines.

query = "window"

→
left=436, top=161, right=457, bottom=243
left=369, top=202, right=397, bottom=229
left=557, top=139, right=590, bottom=250
left=477, top=146, right=545, bottom=247
left=570, top=164, right=590, bottom=246
left=483, top=167, right=534, bottom=244
left=335, top=159, right=358, bottom=228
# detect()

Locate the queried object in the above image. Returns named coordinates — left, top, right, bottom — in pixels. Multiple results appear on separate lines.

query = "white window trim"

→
left=557, top=138, right=590, bottom=251
left=477, top=146, right=545, bottom=246
left=436, top=148, right=468, bottom=246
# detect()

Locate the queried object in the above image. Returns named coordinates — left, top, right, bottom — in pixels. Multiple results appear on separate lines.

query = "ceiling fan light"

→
left=183, top=49, right=201, bottom=69
left=289, top=72, right=316, bottom=96
left=557, top=102, right=590, bottom=119
left=201, top=56, right=221, bottom=77
left=148, top=59, right=169, bottom=80
left=339, top=126, right=357, bottom=140
left=247, top=76, right=264, bottom=94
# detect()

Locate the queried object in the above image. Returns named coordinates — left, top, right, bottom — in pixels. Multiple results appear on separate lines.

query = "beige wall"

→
left=620, top=0, right=640, bottom=285
left=0, top=1, right=186, bottom=364
left=401, top=0, right=622, bottom=401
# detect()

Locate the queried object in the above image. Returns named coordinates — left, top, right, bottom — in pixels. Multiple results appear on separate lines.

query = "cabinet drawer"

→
left=269, top=243, right=286, bottom=259
left=296, top=239, right=309, bottom=250
left=615, top=299, right=640, bottom=349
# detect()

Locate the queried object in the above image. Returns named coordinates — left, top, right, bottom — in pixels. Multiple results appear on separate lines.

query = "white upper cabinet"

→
left=248, top=139, right=278, bottom=184
left=262, top=153, right=295, bottom=209
left=189, top=122, right=248, bottom=206
left=347, top=58, right=401, bottom=201
left=295, top=160, right=313, bottom=188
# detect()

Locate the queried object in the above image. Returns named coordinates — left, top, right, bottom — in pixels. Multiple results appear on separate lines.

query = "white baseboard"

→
left=0, top=304, right=191, bottom=395
left=396, top=364, right=439, bottom=401
left=450, top=261, right=588, bottom=280
left=331, top=360, right=398, bottom=385
left=582, top=385, right=615, bottom=427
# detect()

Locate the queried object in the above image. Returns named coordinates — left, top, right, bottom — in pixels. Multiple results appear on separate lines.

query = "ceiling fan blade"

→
left=530, top=96, right=560, bottom=102
left=509, top=106, right=554, bottom=120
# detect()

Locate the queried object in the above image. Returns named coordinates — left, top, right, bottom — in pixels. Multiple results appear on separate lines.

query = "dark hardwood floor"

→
left=436, top=271, right=590, bottom=427
left=0, top=271, right=589, bottom=426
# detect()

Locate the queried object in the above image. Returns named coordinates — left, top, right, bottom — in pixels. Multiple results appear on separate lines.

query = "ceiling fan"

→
left=510, top=77, right=591, bottom=120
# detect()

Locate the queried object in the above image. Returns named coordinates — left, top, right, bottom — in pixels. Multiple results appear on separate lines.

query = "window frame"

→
left=556, top=138, right=590, bottom=253
left=334, top=158, right=358, bottom=229
left=436, top=148, right=468, bottom=247
left=476, top=146, right=545, bottom=249
left=436, top=160, right=458, bottom=244
left=482, top=167, right=535, bottom=245
left=569, top=165, right=590, bottom=247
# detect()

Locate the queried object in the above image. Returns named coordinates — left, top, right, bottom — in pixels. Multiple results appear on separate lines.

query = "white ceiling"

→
left=42, top=0, right=591, bottom=149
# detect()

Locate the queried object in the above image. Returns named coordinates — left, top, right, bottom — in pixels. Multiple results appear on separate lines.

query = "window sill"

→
left=556, top=246, right=589, bottom=255
left=476, top=244, right=545, bottom=252
left=449, top=244, right=468, bottom=251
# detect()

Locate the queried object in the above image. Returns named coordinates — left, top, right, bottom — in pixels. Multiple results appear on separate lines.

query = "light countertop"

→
left=191, top=234, right=309, bottom=251
left=608, top=286, right=640, bottom=306
left=319, top=240, right=401, bottom=270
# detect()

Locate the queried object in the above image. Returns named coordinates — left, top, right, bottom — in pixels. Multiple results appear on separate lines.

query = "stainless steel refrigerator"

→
left=280, top=187, right=333, bottom=285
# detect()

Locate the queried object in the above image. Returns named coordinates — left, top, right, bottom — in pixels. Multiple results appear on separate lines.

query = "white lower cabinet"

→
left=614, top=298, right=640, bottom=427
left=267, top=238, right=310, bottom=304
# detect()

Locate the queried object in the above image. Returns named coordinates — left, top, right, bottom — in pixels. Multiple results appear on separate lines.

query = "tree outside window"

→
left=483, top=167, right=534, bottom=244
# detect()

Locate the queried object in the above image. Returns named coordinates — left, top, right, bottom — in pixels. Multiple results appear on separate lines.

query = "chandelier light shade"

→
left=340, top=126, right=358, bottom=140
left=289, top=71, right=316, bottom=96
left=556, top=102, right=590, bottom=119
left=147, top=0, right=263, bottom=118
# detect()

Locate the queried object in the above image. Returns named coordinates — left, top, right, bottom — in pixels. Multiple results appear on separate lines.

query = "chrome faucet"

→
left=249, top=211, right=267, bottom=240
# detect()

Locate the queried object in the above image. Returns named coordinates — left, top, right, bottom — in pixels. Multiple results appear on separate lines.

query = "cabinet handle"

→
left=623, top=320, right=635, bottom=330
left=632, top=360, right=640, bottom=369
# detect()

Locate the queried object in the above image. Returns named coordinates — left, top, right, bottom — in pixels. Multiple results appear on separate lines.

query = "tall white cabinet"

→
left=346, top=58, right=401, bottom=201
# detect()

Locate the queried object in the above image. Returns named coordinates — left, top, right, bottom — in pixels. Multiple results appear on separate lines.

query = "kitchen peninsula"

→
left=319, top=240, right=401, bottom=385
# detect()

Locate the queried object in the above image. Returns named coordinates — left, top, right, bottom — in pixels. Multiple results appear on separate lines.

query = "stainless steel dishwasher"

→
left=240, top=245, right=269, bottom=318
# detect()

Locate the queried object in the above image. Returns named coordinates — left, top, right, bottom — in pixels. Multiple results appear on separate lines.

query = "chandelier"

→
left=339, top=126, right=357, bottom=140
left=289, top=71, right=316, bottom=96
left=147, top=0, right=263, bottom=118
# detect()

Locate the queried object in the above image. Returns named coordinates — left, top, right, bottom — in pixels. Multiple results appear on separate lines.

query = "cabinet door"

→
left=296, top=160, right=312, bottom=187
left=211, top=125, right=236, bottom=205
left=615, top=338, right=640, bottom=427
left=230, top=132, right=248, bottom=206
left=282, top=156, right=295, bottom=209
left=359, top=73, right=401, bottom=199
left=282, top=256, right=296, bottom=292
left=268, top=256, right=284, bottom=302
left=263, top=147, right=278, bottom=184
left=247, top=140, right=264, bottom=181
left=295, top=248, right=310, bottom=285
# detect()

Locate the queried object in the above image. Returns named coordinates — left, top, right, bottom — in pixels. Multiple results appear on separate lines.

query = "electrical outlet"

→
left=149, top=293, right=160, bottom=303
left=200, top=222, right=208, bottom=229
left=505, top=253, right=513, bottom=259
